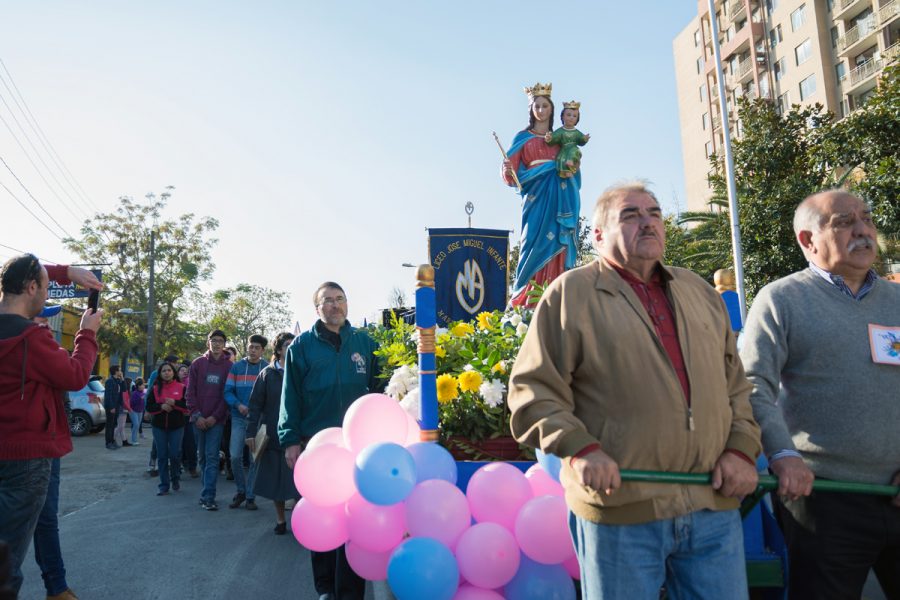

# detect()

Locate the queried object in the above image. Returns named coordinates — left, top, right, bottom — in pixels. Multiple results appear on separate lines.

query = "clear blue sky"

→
left=1, top=1, right=696, bottom=327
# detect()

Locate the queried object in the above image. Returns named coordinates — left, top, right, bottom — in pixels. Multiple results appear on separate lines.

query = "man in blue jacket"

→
left=224, top=334, right=268, bottom=510
left=279, top=282, right=381, bottom=600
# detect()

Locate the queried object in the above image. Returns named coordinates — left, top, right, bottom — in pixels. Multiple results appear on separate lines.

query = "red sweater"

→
left=0, top=314, right=97, bottom=459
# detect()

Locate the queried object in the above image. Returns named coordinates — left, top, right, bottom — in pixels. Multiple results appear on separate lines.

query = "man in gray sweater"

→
left=741, top=190, right=900, bottom=599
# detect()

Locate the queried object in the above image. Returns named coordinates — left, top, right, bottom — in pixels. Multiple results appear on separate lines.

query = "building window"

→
left=835, top=62, right=846, bottom=81
left=694, top=29, right=701, bottom=47
left=791, top=5, right=807, bottom=31
left=700, top=83, right=707, bottom=102
left=799, top=74, right=817, bottom=100
left=697, top=56, right=705, bottom=74
left=778, top=91, right=791, bottom=113
left=775, top=57, right=787, bottom=81
left=826, top=0, right=834, bottom=11
left=795, top=39, right=812, bottom=65
left=705, top=141, right=714, bottom=158
left=769, top=25, right=783, bottom=48
left=702, top=112, right=709, bottom=130
left=766, top=0, right=779, bottom=14
left=830, top=26, right=839, bottom=48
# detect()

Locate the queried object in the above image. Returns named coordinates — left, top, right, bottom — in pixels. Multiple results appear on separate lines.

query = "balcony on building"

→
left=846, top=41, right=899, bottom=94
left=880, top=0, right=899, bottom=27
left=730, top=0, right=748, bottom=24
left=838, top=12, right=882, bottom=55
left=834, top=0, right=873, bottom=22
left=733, top=56, right=756, bottom=84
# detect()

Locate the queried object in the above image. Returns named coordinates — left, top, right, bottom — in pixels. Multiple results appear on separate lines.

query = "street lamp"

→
left=401, top=263, right=416, bottom=268
left=118, top=308, right=148, bottom=315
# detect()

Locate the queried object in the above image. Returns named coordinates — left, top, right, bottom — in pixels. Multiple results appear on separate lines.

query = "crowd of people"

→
left=0, top=181, right=898, bottom=600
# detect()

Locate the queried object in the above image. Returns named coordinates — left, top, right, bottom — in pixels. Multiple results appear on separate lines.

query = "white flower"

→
left=479, top=378, right=506, bottom=408
left=436, top=327, right=449, bottom=337
left=509, top=313, right=523, bottom=327
left=515, top=322, right=528, bottom=337
left=410, top=330, right=420, bottom=344
left=386, top=364, right=419, bottom=399
left=463, top=364, right=474, bottom=371
left=399, top=386, right=421, bottom=418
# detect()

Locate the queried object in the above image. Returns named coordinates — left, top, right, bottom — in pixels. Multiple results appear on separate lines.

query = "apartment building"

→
left=674, top=0, right=899, bottom=211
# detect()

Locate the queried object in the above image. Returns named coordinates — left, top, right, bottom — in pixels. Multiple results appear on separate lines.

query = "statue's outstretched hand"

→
left=584, top=133, right=590, bottom=143
left=544, top=132, right=552, bottom=143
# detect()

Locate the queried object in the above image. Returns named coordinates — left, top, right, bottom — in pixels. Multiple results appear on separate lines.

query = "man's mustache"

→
left=847, top=237, right=875, bottom=251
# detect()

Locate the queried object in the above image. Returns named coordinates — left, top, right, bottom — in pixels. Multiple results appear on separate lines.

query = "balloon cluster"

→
left=291, top=393, right=580, bottom=600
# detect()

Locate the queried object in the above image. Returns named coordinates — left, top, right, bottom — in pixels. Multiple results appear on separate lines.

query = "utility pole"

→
left=146, top=227, right=156, bottom=379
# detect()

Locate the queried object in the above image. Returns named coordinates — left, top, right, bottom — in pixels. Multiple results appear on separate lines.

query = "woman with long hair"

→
left=246, top=332, right=299, bottom=534
left=128, top=378, right=145, bottom=446
left=502, top=82, right=581, bottom=306
left=145, top=362, right=188, bottom=495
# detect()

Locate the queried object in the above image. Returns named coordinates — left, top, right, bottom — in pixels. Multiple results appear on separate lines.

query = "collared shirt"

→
left=808, top=262, right=878, bottom=300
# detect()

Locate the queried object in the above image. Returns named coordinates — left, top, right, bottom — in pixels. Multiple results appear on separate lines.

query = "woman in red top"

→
left=145, top=362, right=188, bottom=495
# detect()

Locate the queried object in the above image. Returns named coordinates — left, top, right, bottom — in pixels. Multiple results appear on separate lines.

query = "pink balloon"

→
left=293, top=444, right=356, bottom=506
left=562, top=554, right=581, bottom=580
left=342, top=393, right=409, bottom=452
left=525, top=464, right=564, bottom=498
left=404, top=412, right=421, bottom=446
left=455, top=522, right=521, bottom=589
left=514, top=496, right=575, bottom=565
left=452, top=584, right=505, bottom=600
left=466, top=463, right=532, bottom=531
left=406, top=480, right=471, bottom=550
left=346, top=494, right=407, bottom=553
left=346, top=540, right=393, bottom=581
left=306, top=427, right=345, bottom=451
left=291, top=498, right=348, bottom=552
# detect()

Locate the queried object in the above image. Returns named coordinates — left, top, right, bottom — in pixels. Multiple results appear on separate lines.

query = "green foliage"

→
left=63, top=189, right=218, bottom=364
left=195, top=283, right=292, bottom=353
left=669, top=65, right=900, bottom=296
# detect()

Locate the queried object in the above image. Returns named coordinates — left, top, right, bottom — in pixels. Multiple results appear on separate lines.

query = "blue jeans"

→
left=197, top=423, right=224, bottom=502
left=129, top=411, right=143, bottom=443
left=152, top=426, right=184, bottom=492
left=33, top=457, right=68, bottom=596
left=569, top=509, right=748, bottom=600
left=0, top=458, right=51, bottom=594
left=229, top=415, right=258, bottom=500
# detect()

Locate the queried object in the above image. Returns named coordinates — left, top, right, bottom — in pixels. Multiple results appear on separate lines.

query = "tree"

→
left=196, top=283, right=292, bottom=352
left=63, top=190, right=219, bottom=366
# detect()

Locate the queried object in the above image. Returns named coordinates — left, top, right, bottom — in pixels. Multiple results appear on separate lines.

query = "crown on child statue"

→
left=524, top=82, right=552, bottom=100
left=563, top=100, right=581, bottom=110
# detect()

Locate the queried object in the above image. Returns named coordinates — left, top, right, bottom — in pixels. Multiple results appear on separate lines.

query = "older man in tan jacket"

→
left=508, top=182, right=761, bottom=600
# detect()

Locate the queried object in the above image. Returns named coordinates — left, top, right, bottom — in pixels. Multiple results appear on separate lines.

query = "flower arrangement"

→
left=372, top=308, right=533, bottom=458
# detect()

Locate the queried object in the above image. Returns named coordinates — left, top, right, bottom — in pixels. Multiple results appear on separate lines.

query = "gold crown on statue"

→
left=563, top=100, right=581, bottom=110
left=524, top=82, right=552, bottom=101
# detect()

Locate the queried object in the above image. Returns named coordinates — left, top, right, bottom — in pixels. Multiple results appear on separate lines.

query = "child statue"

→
left=544, top=101, right=590, bottom=178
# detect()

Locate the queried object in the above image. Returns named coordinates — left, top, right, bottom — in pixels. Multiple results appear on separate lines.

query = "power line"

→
left=0, top=59, right=100, bottom=214
left=0, top=110, right=90, bottom=224
left=0, top=155, right=76, bottom=237
left=0, top=242, right=62, bottom=265
left=0, top=179, right=66, bottom=241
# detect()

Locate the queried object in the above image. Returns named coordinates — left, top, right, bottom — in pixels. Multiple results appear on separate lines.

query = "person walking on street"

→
left=0, top=254, right=101, bottom=595
left=145, top=362, right=188, bottom=495
left=178, top=363, right=198, bottom=478
left=103, top=366, right=125, bottom=450
left=280, top=282, right=382, bottom=600
left=225, top=335, right=268, bottom=510
left=507, top=183, right=761, bottom=599
left=118, top=378, right=132, bottom=447
left=187, top=330, right=233, bottom=511
left=129, top=379, right=146, bottom=446
left=247, top=332, right=297, bottom=534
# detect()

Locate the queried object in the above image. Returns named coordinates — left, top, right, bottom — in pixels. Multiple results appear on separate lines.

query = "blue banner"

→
left=428, top=228, right=509, bottom=326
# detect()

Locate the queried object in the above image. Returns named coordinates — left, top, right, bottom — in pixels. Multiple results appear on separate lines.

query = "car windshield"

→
left=87, top=380, right=105, bottom=392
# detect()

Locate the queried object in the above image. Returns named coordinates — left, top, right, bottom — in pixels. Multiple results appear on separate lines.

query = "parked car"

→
left=67, top=378, right=107, bottom=436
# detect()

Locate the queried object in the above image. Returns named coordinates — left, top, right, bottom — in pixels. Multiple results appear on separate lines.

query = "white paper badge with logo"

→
left=351, top=352, right=367, bottom=374
left=868, top=324, right=900, bottom=366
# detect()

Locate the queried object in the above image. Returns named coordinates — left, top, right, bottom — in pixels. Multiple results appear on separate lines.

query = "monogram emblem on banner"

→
left=455, top=259, right=485, bottom=315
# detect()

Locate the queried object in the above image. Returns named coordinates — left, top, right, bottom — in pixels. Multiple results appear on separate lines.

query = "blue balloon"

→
left=536, top=449, right=562, bottom=483
left=354, top=442, right=417, bottom=505
left=407, top=442, right=458, bottom=485
left=505, top=556, right=575, bottom=600
left=388, top=537, right=459, bottom=600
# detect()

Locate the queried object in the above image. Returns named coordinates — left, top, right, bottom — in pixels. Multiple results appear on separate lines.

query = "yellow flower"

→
left=436, top=374, right=458, bottom=404
left=458, top=370, right=483, bottom=393
left=385, top=342, right=408, bottom=365
left=437, top=333, right=451, bottom=345
left=450, top=322, right=474, bottom=337
left=476, top=312, right=493, bottom=331
left=491, top=361, right=506, bottom=375
left=435, top=345, right=446, bottom=358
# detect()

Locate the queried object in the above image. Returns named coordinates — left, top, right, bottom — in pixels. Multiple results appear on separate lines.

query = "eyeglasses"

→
left=317, top=296, right=347, bottom=308
left=208, top=338, right=226, bottom=345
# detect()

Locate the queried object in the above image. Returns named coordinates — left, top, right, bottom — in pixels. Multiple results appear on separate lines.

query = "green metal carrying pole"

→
left=620, top=470, right=900, bottom=517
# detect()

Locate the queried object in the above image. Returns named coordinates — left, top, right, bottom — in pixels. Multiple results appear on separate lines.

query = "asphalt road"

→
left=18, top=432, right=390, bottom=600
